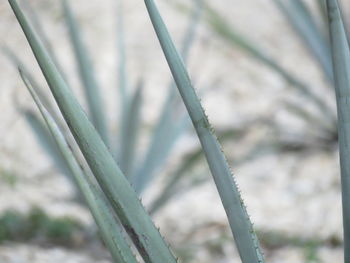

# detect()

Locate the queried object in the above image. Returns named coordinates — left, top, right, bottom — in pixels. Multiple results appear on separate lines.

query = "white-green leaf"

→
left=274, top=0, right=333, bottom=81
left=205, top=3, right=336, bottom=124
left=23, top=110, right=72, bottom=178
left=143, top=0, right=265, bottom=262
left=20, top=71, right=138, bottom=263
left=326, top=0, right=350, bottom=260
left=8, top=1, right=177, bottom=262
left=119, top=82, right=143, bottom=177
left=133, top=1, right=201, bottom=193
left=20, top=0, right=68, bottom=81
left=62, top=0, right=110, bottom=146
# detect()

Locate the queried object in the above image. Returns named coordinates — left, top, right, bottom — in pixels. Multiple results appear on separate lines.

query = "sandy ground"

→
left=0, top=0, right=349, bottom=262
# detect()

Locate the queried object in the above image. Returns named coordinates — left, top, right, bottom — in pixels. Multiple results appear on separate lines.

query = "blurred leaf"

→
left=326, top=0, right=350, bottom=260
left=62, top=0, right=110, bottom=146
left=0, top=168, right=17, bottom=187
left=23, top=109, right=72, bottom=178
left=274, top=0, right=333, bottom=81
left=119, top=82, right=143, bottom=177
left=133, top=0, right=202, bottom=193
left=148, top=147, right=203, bottom=214
left=116, top=0, right=129, bottom=141
left=2, top=46, right=55, bottom=114
left=204, top=2, right=336, bottom=124
left=317, top=0, right=329, bottom=26
left=282, top=99, right=335, bottom=135
left=149, top=125, right=269, bottom=215
left=0, top=210, right=26, bottom=242
left=21, top=0, right=68, bottom=81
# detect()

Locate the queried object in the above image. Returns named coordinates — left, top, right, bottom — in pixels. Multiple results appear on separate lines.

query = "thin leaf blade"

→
left=20, top=71, right=138, bottom=263
left=62, top=0, right=110, bottom=146
left=204, top=3, right=336, bottom=124
left=274, top=0, right=333, bottom=81
left=8, top=1, right=177, bottom=262
left=326, top=0, right=350, bottom=261
left=119, top=82, right=143, bottom=177
left=133, top=1, right=201, bottom=192
left=143, top=0, right=265, bottom=262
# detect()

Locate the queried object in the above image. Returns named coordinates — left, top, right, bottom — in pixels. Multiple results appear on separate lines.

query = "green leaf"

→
left=204, top=3, right=337, bottom=124
left=20, top=71, right=138, bottom=263
left=119, top=82, right=143, bottom=177
left=23, top=110, right=72, bottom=178
left=8, top=0, right=177, bottom=262
left=317, top=0, right=329, bottom=29
left=62, top=0, right=110, bottom=146
left=20, top=0, right=68, bottom=82
left=148, top=127, right=254, bottom=215
left=116, top=0, right=128, bottom=120
left=282, top=99, right=335, bottom=136
left=2, top=46, right=55, bottom=114
left=134, top=112, right=189, bottom=193
left=326, top=0, right=350, bottom=261
left=274, top=0, right=333, bottom=81
left=143, top=0, right=265, bottom=262
left=148, top=147, right=203, bottom=215
left=133, top=0, right=201, bottom=193
left=115, top=0, right=131, bottom=160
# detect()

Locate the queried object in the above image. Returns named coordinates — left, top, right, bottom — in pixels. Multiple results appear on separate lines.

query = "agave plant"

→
left=8, top=0, right=266, bottom=262
left=4, top=0, right=206, bottom=211
left=197, top=0, right=350, bottom=154
left=6, top=0, right=350, bottom=262
left=4, top=0, right=263, bottom=214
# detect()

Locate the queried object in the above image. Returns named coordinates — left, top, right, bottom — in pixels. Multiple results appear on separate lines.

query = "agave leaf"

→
left=133, top=0, right=202, bottom=193
left=119, top=82, right=143, bottom=177
left=116, top=0, right=128, bottom=120
left=143, top=0, right=265, bottom=262
left=148, top=147, right=203, bottom=215
left=22, top=109, right=72, bottom=178
left=8, top=1, right=177, bottom=261
left=115, top=0, right=131, bottom=160
left=2, top=46, right=55, bottom=113
left=3, top=47, right=88, bottom=171
left=20, top=71, right=138, bottom=263
left=149, top=127, right=251, bottom=215
left=326, top=0, right=350, bottom=260
left=204, top=3, right=337, bottom=124
left=20, top=0, right=68, bottom=82
left=62, top=0, right=110, bottom=146
left=178, top=0, right=203, bottom=64
left=274, top=0, right=333, bottom=81
left=134, top=112, right=190, bottom=193
left=317, top=0, right=329, bottom=25
left=282, top=99, right=335, bottom=135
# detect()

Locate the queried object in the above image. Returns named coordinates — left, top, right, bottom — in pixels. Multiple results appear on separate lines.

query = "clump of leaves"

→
left=0, top=207, right=83, bottom=246
left=6, top=0, right=350, bottom=262
left=198, top=0, right=343, bottom=153
left=0, top=168, right=17, bottom=187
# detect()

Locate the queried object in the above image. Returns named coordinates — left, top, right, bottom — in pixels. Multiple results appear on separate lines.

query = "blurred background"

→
left=0, top=0, right=350, bottom=262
